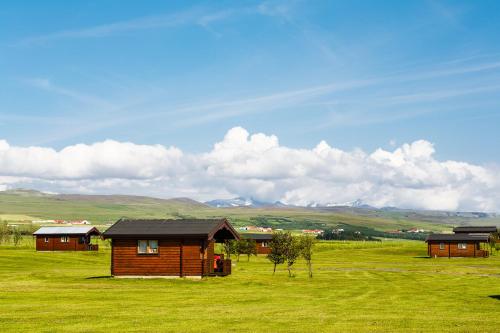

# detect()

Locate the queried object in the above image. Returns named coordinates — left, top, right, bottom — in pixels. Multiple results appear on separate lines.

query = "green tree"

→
left=235, top=239, right=257, bottom=262
left=245, top=239, right=257, bottom=261
left=13, top=227, right=22, bottom=246
left=0, top=222, right=9, bottom=245
left=495, top=243, right=500, bottom=255
left=223, top=240, right=237, bottom=259
left=267, top=232, right=287, bottom=274
left=283, top=233, right=303, bottom=277
left=300, top=235, right=316, bottom=278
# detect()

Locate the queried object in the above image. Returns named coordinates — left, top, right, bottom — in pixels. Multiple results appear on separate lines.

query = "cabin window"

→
left=458, top=243, right=467, bottom=250
left=137, top=240, right=159, bottom=254
left=44, top=237, right=49, bottom=243
left=439, top=243, right=445, bottom=250
left=61, top=236, right=69, bottom=243
left=261, top=242, right=269, bottom=247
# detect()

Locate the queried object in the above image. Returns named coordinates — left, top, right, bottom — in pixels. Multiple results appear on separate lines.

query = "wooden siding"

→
left=112, top=238, right=213, bottom=276
left=256, top=240, right=271, bottom=255
left=35, top=235, right=89, bottom=251
left=428, top=241, right=487, bottom=257
left=203, top=240, right=215, bottom=275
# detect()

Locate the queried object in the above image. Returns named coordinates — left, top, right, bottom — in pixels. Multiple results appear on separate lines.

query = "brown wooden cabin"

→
left=452, top=226, right=499, bottom=240
left=33, top=226, right=101, bottom=251
left=242, top=233, right=273, bottom=255
left=102, top=218, right=240, bottom=278
left=426, top=233, right=490, bottom=258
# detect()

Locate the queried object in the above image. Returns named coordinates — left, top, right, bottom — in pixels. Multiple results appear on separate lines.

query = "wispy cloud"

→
left=377, top=84, right=500, bottom=105
left=171, top=58, right=500, bottom=127
left=21, top=78, right=114, bottom=109
left=426, top=0, right=466, bottom=28
left=15, top=7, right=236, bottom=46
left=16, top=53, right=500, bottom=144
left=309, top=82, right=500, bottom=130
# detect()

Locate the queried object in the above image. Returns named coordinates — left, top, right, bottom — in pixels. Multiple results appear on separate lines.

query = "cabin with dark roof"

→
left=452, top=226, right=499, bottom=238
left=102, top=218, right=240, bottom=278
left=242, top=233, right=273, bottom=254
left=425, top=233, right=491, bottom=258
left=33, top=226, right=101, bottom=251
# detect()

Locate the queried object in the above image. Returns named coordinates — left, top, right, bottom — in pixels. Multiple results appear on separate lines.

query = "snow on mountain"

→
left=205, top=197, right=371, bottom=209
left=306, top=199, right=370, bottom=208
left=205, top=197, right=269, bottom=208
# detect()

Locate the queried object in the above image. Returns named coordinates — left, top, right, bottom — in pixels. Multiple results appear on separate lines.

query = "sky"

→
left=1, top=0, right=500, bottom=211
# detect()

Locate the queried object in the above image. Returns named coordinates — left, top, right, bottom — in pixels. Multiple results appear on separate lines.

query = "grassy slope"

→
left=1, top=240, right=500, bottom=332
left=1, top=190, right=489, bottom=233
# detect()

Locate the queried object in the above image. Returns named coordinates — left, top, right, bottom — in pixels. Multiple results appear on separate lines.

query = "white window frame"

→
left=44, top=237, right=49, bottom=243
left=61, top=236, right=69, bottom=243
left=439, top=243, right=445, bottom=250
left=261, top=241, right=269, bottom=247
left=457, top=243, right=467, bottom=250
left=137, top=240, right=159, bottom=254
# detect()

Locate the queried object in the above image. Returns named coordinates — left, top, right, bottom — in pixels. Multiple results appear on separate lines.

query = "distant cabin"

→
left=426, top=234, right=491, bottom=258
left=102, top=218, right=240, bottom=278
left=33, top=226, right=101, bottom=251
left=452, top=226, right=499, bottom=239
left=243, top=233, right=273, bottom=255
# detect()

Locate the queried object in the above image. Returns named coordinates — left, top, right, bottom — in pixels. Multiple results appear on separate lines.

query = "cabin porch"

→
left=202, top=253, right=232, bottom=276
left=86, top=243, right=99, bottom=251
left=80, top=235, right=99, bottom=251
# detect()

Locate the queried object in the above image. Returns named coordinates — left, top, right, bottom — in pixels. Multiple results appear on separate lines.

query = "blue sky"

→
left=1, top=0, right=499, bottom=162
left=0, top=1, right=499, bottom=209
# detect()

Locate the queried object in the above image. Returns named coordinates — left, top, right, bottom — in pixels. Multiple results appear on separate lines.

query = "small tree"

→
left=235, top=240, right=243, bottom=262
left=300, top=235, right=316, bottom=278
left=13, top=227, right=22, bottom=246
left=235, top=239, right=257, bottom=262
left=223, top=240, right=237, bottom=259
left=244, top=239, right=257, bottom=261
left=489, top=235, right=498, bottom=255
left=267, top=232, right=287, bottom=274
left=0, top=222, right=10, bottom=245
left=283, top=233, right=302, bottom=277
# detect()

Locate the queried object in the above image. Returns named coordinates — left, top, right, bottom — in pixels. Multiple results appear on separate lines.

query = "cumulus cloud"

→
left=0, top=127, right=498, bottom=211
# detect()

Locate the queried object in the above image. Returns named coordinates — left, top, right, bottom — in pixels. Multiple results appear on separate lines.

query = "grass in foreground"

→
left=0, top=241, right=499, bottom=332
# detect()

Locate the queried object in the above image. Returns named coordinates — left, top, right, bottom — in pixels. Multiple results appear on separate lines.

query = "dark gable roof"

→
left=102, top=218, right=239, bottom=240
left=242, top=233, right=273, bottom=240
left=452, top=226, right=498, bottom=233
left=426, top=233, right=490, bottom=242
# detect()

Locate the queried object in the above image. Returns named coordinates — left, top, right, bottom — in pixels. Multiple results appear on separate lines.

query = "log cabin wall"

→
left=449, top=242, right=478, bottom=257
left=112, top=238, right=210, bottom=276
left=202, top=240, right=215, bottom=275
left=182, top=239, right=204, bottom=276
left=256, top=240, right=271, bottom=255
left=428, top=241, right=480, bottom=257
left=35, top=235, right=87, bottom=251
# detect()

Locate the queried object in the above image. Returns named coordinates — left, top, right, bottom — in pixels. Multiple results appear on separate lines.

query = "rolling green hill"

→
left=1, top=189, right=499, bottom=238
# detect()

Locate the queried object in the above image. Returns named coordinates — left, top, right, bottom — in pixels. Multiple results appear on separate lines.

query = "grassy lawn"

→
left=1, top=240, right=499, bottom=332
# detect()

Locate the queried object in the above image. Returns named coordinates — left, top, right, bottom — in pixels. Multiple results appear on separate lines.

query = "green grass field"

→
left=1, top=240, right=499, bottom=332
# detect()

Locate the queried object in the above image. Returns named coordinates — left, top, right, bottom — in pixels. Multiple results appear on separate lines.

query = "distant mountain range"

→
left=204, top=197, right=285, bottom=208
left=205, top=197, right=374, bottom=209
left=203, top=196, right=498, bottom=219
left=1, top=189, right=497, bottom=224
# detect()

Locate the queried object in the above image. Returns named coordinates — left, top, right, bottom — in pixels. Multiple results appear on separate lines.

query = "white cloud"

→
left=15, top=7, right=233, bottom=46
left=0, top=128, right=498, bottom=212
